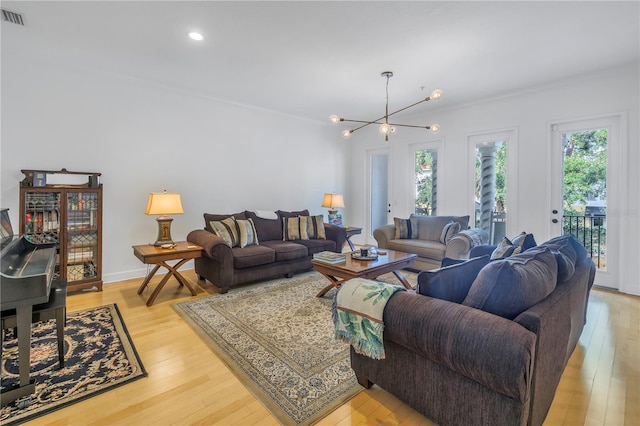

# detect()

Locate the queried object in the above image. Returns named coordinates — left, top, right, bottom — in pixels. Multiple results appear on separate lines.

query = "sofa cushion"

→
left=210, top=217, right=240, bottom=248
left=543, top=234, right=588, bottom=260
left=283, top=216, right=303, bottom=240
left=245, top=211, right=282, bottom=242
left=511, top=232, right=537, bottom=251
left=236, top=219, right=259, bottom=248
left=463, top=248, right=558, bottom=319
left=277, top=209, right=310, bottom=218
left=418, top=255, right=491, bottom=303
left=536, top=235, right=587, bottom=283
left=260, top=240, right=308, bottom=262
left=387, top=238, right=446, bottom=261
left=294, top=238, right=336, bottom=255
left=204, top=212, right=246, bottom=233
left=231, top=244, right=275, bottom=268
left=301, top=215, right=326, bottom=239
left=441, top=257, right=465, bottom=267
left=440, top=221, right=461, bottom=243
left=410, top=215, right=470, bottom=242
left=394, top=217, right=418, bottom=239
left=490, top=237, right=522, bottom=259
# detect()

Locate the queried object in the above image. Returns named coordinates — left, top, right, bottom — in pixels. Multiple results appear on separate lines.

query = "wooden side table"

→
left=132, top=241, right=203, bottom=306
left=344, top=226, right=362, bottom=251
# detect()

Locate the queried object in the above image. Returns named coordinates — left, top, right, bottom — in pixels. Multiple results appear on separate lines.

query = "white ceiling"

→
left=2, top=1, right=639, bottom=123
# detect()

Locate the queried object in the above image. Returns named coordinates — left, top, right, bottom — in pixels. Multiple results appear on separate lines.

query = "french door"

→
left=550, top=115, right=621, bottom=288
left=366, top=148, right=391, bottom=245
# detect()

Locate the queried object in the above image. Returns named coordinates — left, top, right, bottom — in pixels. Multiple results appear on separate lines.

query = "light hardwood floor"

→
left=23, top=271, right=639, bottom=426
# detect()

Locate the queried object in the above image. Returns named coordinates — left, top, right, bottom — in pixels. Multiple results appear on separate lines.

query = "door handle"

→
left=552, top=219, right=559, bottom=223
left=552, top=209, right=558, bottom=214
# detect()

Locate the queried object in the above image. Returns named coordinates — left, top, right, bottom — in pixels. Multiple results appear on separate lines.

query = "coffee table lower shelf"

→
left=312, top=250, right=417, bottom=297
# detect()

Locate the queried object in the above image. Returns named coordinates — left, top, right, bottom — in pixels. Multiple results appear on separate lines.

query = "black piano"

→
left=1, top=208, right=62, bottom=405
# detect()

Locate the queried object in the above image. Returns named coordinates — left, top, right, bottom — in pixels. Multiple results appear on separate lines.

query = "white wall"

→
left=1, top=53, right=348, bottom=283
left=348, top=62, right=640, bottom=295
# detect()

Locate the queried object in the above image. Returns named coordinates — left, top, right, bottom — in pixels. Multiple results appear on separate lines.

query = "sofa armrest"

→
left=383, top=291, right=535, bottom=402
left=373, top=225, right=395, bottom=248
left=445, top=228, right=489, bottom=260
left=187, top=229, right=232, bottom=262
left=324, top=223, right=347, bottom=252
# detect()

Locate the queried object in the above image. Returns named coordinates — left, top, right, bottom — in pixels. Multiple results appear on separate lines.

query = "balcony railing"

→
left=563, top=215, right=606, bottom=269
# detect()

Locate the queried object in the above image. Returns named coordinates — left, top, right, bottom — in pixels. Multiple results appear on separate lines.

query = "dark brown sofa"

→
left=187, top=209, right=347, bottom=294
left=350, top=235, right=595, bottom=426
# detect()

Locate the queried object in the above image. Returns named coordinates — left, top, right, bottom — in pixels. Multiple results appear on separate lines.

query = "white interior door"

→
left=550, top=116, right=621, bottom=289
left=367, top=149, right=391, bottom=245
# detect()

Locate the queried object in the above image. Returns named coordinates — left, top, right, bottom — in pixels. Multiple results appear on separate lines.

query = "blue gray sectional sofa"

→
left=350, top=235, right=595, bottom=426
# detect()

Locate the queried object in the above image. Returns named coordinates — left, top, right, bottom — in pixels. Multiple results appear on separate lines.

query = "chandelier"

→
left=330, top=71, right=442, bottom=141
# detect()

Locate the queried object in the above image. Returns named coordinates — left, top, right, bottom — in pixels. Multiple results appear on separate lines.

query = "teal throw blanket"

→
left=332, top=278, right=406, bottom=360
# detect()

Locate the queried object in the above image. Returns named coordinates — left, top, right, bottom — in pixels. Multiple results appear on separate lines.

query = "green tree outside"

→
left=415, top=149, right=433, bottom=215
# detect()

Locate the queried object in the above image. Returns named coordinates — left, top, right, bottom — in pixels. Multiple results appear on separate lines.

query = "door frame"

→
left=548, top=113, right=624, bottom=288
left=408, top=139, right=443, bottom=216
left=365, top=148, right=391, bottom=245
left=466, top=127, right=519, bottom=237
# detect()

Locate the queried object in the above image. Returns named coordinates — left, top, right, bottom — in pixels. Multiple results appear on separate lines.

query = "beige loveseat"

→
left=373, top=215, right=487, bottom=271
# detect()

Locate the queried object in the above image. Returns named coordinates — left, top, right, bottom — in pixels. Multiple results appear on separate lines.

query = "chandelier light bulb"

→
left=342, top=129, right=352, bottom=139
left=329, top=115, right=340, bottom=124
left=379, top=123, right=390, bottom=135
left=430, top=89, right=443, bottom=100
left=430, top=124, right=441, bottom=134
left=389, top=126, right=397, bottom=134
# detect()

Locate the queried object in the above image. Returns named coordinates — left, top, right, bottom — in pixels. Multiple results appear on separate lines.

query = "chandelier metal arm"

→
left=338, top=96, right=433, bottom=133
left=387, top=123, right=432, bottom=130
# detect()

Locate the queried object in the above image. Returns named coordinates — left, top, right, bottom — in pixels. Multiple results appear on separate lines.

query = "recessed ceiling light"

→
left=188, top=32, right=204, bottom=41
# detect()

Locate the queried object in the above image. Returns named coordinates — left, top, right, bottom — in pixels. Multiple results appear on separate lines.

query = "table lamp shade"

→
left=145, top=191, right=183, bottom=246
left=321, top=193, right=345, bottom=211
left=145, top=192, right=184, bottom=215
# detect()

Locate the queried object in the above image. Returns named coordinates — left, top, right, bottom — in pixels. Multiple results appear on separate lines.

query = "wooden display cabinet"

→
left=19, top=169, right=103, bottom=292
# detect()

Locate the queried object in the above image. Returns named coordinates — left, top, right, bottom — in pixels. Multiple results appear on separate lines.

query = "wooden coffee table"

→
left=312, top=249, right=417, bottom=297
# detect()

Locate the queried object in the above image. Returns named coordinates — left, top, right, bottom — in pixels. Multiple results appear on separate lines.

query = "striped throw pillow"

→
left=237, top=218, right=259, bottom=248
left=283, top=216, right=303, bottom=240
left=210, top=217, right=239, bottom=247
left=302, top=215, right=326, bottom=240
left=394, top=217, right=418, bottom=239
left=440, top=221, right=461, bottom=244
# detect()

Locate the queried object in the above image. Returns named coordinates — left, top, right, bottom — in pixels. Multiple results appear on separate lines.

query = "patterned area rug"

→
left=1, top=304, right=146, bottom=425
left=176, top=271, right=391, bottom=426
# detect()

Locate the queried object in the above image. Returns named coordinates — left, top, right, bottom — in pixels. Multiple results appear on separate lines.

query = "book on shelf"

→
left=313, top=251, right=346, bottom=263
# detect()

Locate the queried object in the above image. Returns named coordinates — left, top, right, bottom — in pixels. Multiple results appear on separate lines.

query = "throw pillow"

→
left=210, top=217, right=239, bottom=248
left=394, top=217, right=418, bottom=239
left=462, top=249, right=558, bottom=320
left=283, top=216, right=318, bottom=241
left=418, top=255, right=491, bottom=303
left=490, top=237, right=522, bottom=259
left=302, top=215, right=326, bottom=240
left=511, top=231, right=537, bottom=252
left=236, top=218, right=259, bottom=248
left=440, top=221, right=461, bottom=244
left=441, top=257, right=466, bottom=267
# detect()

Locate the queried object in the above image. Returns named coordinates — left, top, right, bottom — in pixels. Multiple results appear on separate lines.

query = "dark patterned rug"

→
left=1, top=304, right=146, bottom=425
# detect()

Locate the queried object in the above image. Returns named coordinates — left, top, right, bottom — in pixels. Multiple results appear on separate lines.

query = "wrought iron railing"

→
left=563, top=215, right=606, bottom=269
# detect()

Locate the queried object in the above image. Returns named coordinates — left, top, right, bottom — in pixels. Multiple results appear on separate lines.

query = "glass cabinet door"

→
left=24, top=191, right=61, bottom=244
left=66, top=191, right=99, bottom=282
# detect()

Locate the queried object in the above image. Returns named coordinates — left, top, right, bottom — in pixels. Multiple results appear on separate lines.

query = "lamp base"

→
left=154, top=216, right=174, bottom=246
left=327, top=209, right=343, bottom=227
